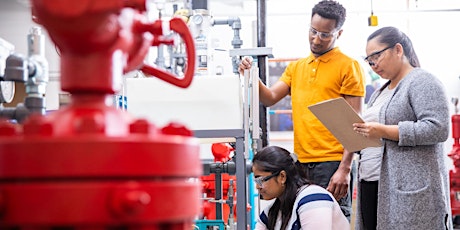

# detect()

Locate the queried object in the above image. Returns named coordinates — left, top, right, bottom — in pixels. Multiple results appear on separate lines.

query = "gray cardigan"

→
left=354, top=68, right=452, bottom=230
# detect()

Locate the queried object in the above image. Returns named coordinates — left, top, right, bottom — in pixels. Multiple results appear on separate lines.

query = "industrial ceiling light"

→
left=368, top=0, right=378, bottom=26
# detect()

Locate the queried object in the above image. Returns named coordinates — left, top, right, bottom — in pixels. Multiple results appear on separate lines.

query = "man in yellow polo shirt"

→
left=239, top=0, right=365, bottom=221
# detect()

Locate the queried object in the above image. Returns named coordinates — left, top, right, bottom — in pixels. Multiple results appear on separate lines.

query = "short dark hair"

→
left=311, top=0, right=347, bottom=29
left=367, top=26, right=420, bottom=67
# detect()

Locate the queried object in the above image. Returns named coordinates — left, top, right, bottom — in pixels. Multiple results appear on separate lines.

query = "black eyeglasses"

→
left=364, top=45, right=395, bottom=66
left=254, top=171, right=280, bottom=187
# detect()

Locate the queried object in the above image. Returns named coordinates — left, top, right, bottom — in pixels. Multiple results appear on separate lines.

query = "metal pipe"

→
left=257, top=0, right=269, bottom=148
left=214, top=165, right=223, bottom=220
left=235, top=133, right=247, bottom=230
left=192, top=0, right=207, bottom=10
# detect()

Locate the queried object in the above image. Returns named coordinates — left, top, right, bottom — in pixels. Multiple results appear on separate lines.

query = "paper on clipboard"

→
left=308, top=97, right=382, bottom=153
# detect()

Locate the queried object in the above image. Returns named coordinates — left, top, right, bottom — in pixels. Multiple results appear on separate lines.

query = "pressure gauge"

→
left=0, top=81, right=15, bottom=103
left=192, top=14, right=204, bottom=25
left=0, top=37, right=15, bottom=104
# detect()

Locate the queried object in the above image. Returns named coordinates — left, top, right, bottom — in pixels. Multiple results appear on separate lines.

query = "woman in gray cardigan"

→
left=353, top=26, right=452, bottom=230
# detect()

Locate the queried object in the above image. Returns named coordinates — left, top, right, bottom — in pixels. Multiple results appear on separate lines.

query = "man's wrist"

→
left=337, top=164, right=351, bottom=174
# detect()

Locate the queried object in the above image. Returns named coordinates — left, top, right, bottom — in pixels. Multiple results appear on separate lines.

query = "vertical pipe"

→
left=235, top=134, right=247, bottom=230
left=257, top=0, right=269, bottom=148
left=215, top=168, right=223, bottom=220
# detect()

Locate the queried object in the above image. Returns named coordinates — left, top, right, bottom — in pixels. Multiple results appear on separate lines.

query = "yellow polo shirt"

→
left=279, top=47, right=365, bottom=163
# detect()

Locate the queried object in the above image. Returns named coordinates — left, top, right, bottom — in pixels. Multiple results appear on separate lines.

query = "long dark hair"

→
left=312, top=0, right=346, bottom=29
left=253, top=146, right=310, bottom=230
left=367, top=26, right=420, bottom=67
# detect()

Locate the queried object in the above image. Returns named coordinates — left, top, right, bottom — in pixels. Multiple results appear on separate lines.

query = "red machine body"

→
left=450, top=114, right=460, bottom=217
left=0, top=0, right=200, bottom=229
left=201, top=143, right=237, bottom=223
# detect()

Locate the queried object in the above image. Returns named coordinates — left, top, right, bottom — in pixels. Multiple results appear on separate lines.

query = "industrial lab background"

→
left=1, top=0, right=460, bottom=229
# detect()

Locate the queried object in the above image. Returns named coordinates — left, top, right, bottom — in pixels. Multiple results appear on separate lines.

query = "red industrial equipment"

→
left=201, top=143, right=237, bottom=223
left=0, top=0, right=200, bottom=229
left=449, top=112, right=460, bottom=218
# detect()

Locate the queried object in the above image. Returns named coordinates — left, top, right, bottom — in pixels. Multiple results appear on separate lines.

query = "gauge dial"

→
left=0, top=81, right=15, bottom=103
left=192, top=14, right=204, bottom=25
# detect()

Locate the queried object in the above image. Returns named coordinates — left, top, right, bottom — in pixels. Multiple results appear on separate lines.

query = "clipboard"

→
left=308, top=97, right=382, bottom=152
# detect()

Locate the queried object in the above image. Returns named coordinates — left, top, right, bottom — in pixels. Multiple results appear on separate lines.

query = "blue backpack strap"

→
left=291, top=193, right=333, bottom=230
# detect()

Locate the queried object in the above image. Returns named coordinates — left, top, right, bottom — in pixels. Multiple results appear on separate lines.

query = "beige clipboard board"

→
left=308, top=97, right=382, bottom=152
